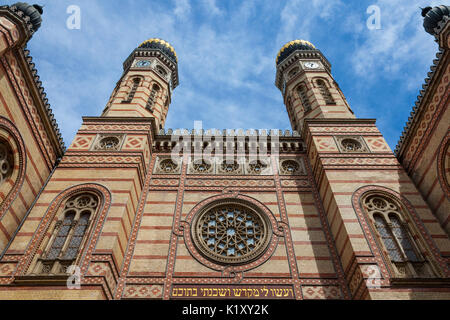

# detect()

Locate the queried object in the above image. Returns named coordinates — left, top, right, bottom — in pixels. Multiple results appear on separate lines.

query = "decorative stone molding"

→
left=153, top=156, right=181, bottom=174
left=188, top=158, right=214, bottom=174
left=334, top=135, right=369, bottom=153
left=191, top=201, right=271, bottom=265
left=91, top=134, right=126, bottom=151
left=245, top=159, right=271, bottom=175
left=217, top=160, right=244, bottom=175
left=182, top=192, right=281, bottom=272
left=278, top=158, right=306, bottom=175
left=0, top=140, right=13, bottom=186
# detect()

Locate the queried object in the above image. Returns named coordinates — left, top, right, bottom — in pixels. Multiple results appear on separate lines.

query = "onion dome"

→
left=12, top=2, right=43, bottom=32
left=421, top=5, right=450, bottom=35
left=138, top=38, right=177, bottom=64
left=276, top=40, right=316, bottom=65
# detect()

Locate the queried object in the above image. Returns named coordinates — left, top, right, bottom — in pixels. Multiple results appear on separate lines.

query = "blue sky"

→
left=4, top=0, right=447, bottom=150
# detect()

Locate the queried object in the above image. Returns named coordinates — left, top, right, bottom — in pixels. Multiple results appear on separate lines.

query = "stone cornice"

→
left=122, top=48, right=179, bottom=89
left=18, top=48, right=65, bottom=156
left=82, top=116, right=157, bottom=139
left=395, top=44, right=447, bottom=157
left=275, top=49, right=332, bottom=91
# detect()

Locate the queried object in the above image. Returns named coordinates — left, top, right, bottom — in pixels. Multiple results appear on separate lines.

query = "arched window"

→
left=316, top=79, right=335, bottom=104
left=146, top=84, right=160, bottom=111
left=363, top=194, right=434, bottom=278
left=156, top=65, right=168, bottom=77
left=122, top=77, right=141, bottom=103
left=0, top=139, right=13, bottom=189
left=288, top=67, right=299, bottom=79
left=297, top=83, right=311, bottom=113
left=38, top=193, right=99, bottom=274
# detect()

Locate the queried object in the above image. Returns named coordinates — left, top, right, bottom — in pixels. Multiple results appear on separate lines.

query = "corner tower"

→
left=275, top=38, right=450, bottom=299
left=275, top=40, right=354, bottom=132
left=102, top=38, right=179, bottom=130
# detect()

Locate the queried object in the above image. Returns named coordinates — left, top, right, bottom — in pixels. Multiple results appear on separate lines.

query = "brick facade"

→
left=0, top=3, right=448, bottom=300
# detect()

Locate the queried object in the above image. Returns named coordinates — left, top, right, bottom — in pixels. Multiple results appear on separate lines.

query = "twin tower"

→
left=102, top=38, right=355, bottom=132
left=1, top=2, right=449, bottom=300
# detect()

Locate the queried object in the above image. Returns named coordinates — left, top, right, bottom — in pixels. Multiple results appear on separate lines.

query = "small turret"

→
left=422, top=5, right=450, bottom=35
left=12, top=2, right=44, bottom=32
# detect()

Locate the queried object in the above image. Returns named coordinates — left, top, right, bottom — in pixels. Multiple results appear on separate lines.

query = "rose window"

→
left=341, top=138, right=362, bottom=151
left=220, top=161, right=239, bottom=173
left=280, top=160, right=299, bottom=174
left=159, top=159, right=178, bottom=173
left=192, top=202, right=271, bottom=264
left=364, top=195, right=397, bottom=212
left=193, top=160, right=212, bottom=173
left=248, top=160, right=267, bottom=174
left=98, top=136, right=120, bottom=150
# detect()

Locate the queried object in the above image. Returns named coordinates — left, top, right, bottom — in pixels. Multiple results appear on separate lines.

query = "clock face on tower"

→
left=303, top=61, right=319, bottom=69
left=136, top=60, right=151, bottom=67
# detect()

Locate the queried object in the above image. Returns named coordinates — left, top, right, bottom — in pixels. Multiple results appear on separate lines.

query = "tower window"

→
left=297, top=84, right=311, bottom=113
left=363, top=194, right=434, bottom=278
left=122, top=77, right=141, bottom=103
left=316, top=79, right=335, bottom=105
left=93, top=134, right=125, bottom=151
left=341, top=138, right=362, bottom=151
left=146, top=84, right=160, bottom=111
left=156, top=65, right=168, bottom=77
left=288, top=67, right=299, bottom=79
left=39, top=193, right=99, bottom=274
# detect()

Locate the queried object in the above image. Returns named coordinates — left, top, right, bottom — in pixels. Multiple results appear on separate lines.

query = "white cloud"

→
left=276, top=0, right=344, bottom=47
left=350, top=0, right=442, bottom=82
left=9, top=0, right=438, bottom=150
left=174, top=0, right=191, bottom=20
left=202, top=0, right=222, bottom=16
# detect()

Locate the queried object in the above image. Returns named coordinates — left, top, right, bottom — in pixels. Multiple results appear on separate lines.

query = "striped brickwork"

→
left=304, top=119, right=450, bottom=299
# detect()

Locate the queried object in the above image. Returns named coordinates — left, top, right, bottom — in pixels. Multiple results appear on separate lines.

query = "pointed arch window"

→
left=37, top=193, right=99, bottom=274
left=363, top=194, right=434, bottom=278
left=316, top=79, right=335, bottom=104
left=122, top=77, right=141, bottom=103
left=146, top=84, right=160, bottom=111
left=297, top=83, right=311, bottom=113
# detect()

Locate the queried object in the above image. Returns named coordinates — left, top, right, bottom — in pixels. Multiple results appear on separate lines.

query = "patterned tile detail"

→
left=402, top=64, right=449, bottom=169
left=122, top=136, right=145, bottom=150
left=81, top=124, right=152, bottom=132
left=87, top=262, right=116, bottom=293
left=0, top=263, right=15, bottom=276
left=364, top=137, right=390, bottom=152
left=309, top=126, right=379, bottom=134
left=69, top=136, right=94, bottom=150
left=313, top=137, right=339, bottom=152
left=301, top=286, right=342, bottom=299
left=123, top=284, right=164, bottom=299
left=185, top=179, right=275, bottom=187
left=321, top=157, right=398, bottom=166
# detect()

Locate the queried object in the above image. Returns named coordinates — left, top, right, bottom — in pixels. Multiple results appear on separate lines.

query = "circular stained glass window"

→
left=192, top=201, right=271, bottom=265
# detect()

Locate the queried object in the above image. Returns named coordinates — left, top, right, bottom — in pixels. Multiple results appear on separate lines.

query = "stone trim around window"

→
left=334, top=135, right=370, bottom=153
left=91, top=133, right=126, bottom=151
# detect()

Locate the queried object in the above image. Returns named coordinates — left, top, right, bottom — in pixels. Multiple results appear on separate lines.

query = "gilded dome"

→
left=276, top=39, right=316, bottom=65
left=138, top=38, right=177, bottom=63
